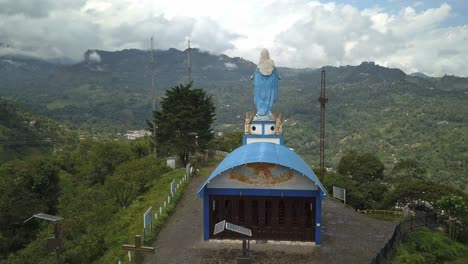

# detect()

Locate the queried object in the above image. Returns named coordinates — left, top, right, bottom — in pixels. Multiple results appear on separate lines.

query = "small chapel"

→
left=198, top=49, right=326, bottom=244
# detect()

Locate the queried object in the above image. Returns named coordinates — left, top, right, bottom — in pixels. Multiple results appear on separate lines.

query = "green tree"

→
left=323, top=171, right=389, bottom=210
left=391, top=159, right=427, bottom=181
left=385, top=181, right=467, bottom=210
left=147, top=82, right=215, bottom=166
left=69, top=140, right=134, bottom=184
left=209, top=131, right=243, bottom=152
left=0, top=158, right=59, bottom=259
left=437, top=195, right=467, bottom=240
left=337, top=151, right=384, bottom=182
left=105, top=156, right=169, bottom=208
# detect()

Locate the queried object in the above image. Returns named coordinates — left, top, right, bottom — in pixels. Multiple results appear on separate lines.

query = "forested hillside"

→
left=0, top=50, right=466, bottom=189
left=0, top=98, right=77, bottom=162
left=0, top=137, right=176, bottom=263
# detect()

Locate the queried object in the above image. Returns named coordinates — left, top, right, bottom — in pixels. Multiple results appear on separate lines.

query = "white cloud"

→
left=224, top=62, right=237, bottom=69
left=0, top=0, right=466, bottom=76
left=87, top=50, right=101, bottom=62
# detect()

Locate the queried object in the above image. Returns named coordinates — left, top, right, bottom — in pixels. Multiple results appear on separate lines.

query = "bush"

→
left=393, top=228, right=468, bottom=264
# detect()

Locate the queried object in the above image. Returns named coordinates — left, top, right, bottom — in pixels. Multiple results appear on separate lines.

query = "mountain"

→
left=0, top=56, right=58, bottom=95
left=0, top=49, right=467, bottom=189
left=410, top=72, right=431, bottom=79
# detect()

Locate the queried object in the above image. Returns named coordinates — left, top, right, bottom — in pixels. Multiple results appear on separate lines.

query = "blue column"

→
left=203, top=191, right=210, bottom=240
left=315, top=191, right=322, bottom=245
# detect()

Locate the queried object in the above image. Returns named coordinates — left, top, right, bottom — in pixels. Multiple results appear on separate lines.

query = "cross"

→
left=122, top=235, right=155, bottom=264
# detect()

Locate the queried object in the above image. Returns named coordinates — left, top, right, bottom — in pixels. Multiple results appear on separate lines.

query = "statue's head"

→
left=259, top=49, right=270, bottom=63
left=257, top=48, right=275, bottom=75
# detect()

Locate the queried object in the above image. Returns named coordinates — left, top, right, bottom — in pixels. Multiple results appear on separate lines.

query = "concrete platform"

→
left=144, top=176, right=396, bottom=264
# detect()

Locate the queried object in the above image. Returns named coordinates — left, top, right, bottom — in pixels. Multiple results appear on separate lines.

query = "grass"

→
left=46, top=99, right=75, bottom=109
left=446, top=256, right=468, bottom=264
left=392, top=227, right=468, bottom=264
left=97, top=168, right=188, bottom=263
left=365, top=214, right=403, bottom=222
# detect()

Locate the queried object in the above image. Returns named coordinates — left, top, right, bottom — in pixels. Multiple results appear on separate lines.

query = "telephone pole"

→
left=318, top=68, right=328, bottom=182
left=150, top=37, right=157, bottom=157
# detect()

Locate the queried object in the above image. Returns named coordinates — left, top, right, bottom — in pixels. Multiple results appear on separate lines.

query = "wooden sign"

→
left=122, top=235, right=155, bottom=264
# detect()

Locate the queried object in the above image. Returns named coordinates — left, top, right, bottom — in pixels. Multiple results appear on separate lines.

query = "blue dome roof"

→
left=198, top=142, right=326, bottom=196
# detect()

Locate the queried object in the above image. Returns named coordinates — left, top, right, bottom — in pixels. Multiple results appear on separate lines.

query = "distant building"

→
left=125, top=130, right=150, bottom=140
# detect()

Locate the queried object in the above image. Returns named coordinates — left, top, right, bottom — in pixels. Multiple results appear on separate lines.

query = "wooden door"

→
left=209, top=195, right=316, bottom=242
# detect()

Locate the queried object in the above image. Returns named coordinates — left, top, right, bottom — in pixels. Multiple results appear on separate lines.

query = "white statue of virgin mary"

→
left=252, top=49, right=279, bottom=117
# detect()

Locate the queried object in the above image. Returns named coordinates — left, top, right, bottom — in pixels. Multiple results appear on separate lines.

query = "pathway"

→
left=144, top=175, right=396, bottom=264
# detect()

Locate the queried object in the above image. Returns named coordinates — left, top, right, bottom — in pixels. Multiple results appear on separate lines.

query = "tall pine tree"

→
left=147, top=82, right=215, bottom=166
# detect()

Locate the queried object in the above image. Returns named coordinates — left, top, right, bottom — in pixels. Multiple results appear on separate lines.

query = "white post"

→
left=342, top=188, right=346, bottom=204
left=160, top=206, right=162, bottom=215
left=164, top=201, right=166, bottom=208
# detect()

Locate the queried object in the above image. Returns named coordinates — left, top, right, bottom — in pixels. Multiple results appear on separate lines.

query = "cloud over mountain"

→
left=0, top=0, right=466, bottom=76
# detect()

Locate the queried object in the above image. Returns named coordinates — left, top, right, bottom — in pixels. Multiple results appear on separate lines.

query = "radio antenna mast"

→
left=150, top=37, right=157, bottom=157
left=187, top=38, right=192, bottom=83
left=318, top=68, right=328, bottom=182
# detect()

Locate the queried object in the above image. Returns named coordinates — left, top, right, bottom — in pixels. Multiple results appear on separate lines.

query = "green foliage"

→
left=391, top=159, right=427, bottom=181
left=68, top=140, right=134, bottom=184
left=323, top=171, right=389, bottom=210
left=365, top=214, right=402, bottom=222
left=105, top=156, right=170, bottom=208
left=0, top=137, right=195, bottom=263
left=437, top=195, right=468, bottom=241
left=325, top=153, right=389, bottom=210
left=148, top=82, right=215, bottom=165
left=209, top=131, right=243, bottom=152
left=437, top=195, right=468, bottom=218
left=2, top=52, right=467, bottom=189
left=385, top=181, right=467, bottom=209
left=97, top=168, right=188, bottom=264
left=337, top=151, right=384, bottom=182
left=0, top=98, right=77, bottom=162
left=393, top=228, right=468, bottom=264
left=325, top=150, right=468, bottom=212
left=0, top=158, right=60, bottom=259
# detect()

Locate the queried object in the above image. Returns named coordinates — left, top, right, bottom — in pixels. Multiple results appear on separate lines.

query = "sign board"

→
left=166, top=157, right=176, bottom=169
left=226, top=222, right=252, bottom=237
left=24, top=213, right=63, bottom=223
left=143, top=207, right=152, bottom=230
left=213, top=220, right=252, bottom=237
left=214, top=220, right=226, bottom=235
left=333, top=186, right=346, bottom=204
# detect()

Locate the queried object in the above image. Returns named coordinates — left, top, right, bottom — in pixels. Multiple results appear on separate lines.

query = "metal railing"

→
left=368, top=212, right=438, bottom=264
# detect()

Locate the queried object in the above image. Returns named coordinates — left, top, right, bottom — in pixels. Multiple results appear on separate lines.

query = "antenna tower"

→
left=318, top=68, right=328, bottom=182
left=150, top=37, right=157, bottom=157
left=187, top=38, right=192, bottom=83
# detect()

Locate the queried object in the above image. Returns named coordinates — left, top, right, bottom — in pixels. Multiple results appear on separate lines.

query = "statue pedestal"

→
left=253, top=113, right=274, bottom=121
left=243, top=113, right=283, bottom=145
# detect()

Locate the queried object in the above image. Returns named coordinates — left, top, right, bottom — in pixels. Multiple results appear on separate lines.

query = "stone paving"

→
left=144, top=175, right=396, bottom=264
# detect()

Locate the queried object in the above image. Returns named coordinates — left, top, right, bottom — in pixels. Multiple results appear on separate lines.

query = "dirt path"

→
left=144, top=175, right=396, bottom=264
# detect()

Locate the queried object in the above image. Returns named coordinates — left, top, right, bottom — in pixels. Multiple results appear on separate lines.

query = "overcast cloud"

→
left=0, top=0, right=466, bottom=76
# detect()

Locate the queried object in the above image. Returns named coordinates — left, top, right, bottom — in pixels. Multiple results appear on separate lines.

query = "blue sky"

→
left=0, top=0, right=467, bottom=76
